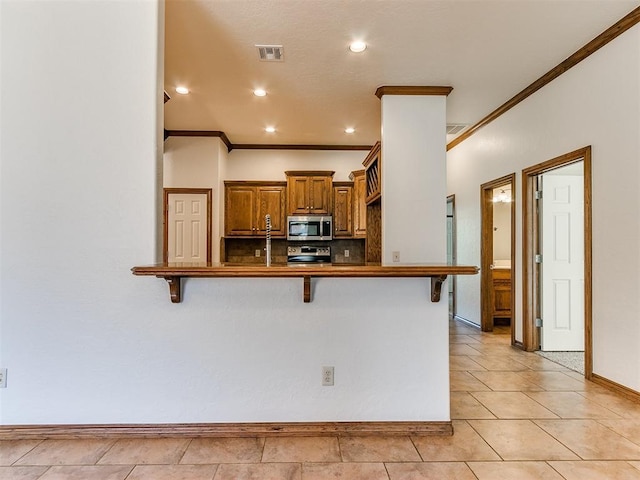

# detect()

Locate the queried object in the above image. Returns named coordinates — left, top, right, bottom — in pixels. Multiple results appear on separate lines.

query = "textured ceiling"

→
left=164, top=0, right=638, bottom=146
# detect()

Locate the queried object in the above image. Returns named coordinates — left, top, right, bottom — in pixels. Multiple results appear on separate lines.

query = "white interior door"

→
left=167, top=193, right=208, bottom=263
left=541, top=168, right=584, bottom=351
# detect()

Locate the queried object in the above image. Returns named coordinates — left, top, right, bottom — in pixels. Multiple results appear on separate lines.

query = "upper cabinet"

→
left=333, top=182, right=353, bottom=238
left=349, top=169, right=367, bottom=238
left=225, top=182, right=287, bottom=237
left=285, top=171, right=334, bottom=215
left=363, top=142, right=381, bottom=205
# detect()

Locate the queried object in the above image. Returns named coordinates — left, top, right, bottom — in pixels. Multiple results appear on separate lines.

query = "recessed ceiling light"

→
left=345, top=127, right=355, bottom=134
left=254, top=88, right=267, bottom=97
left=265, top=126, right=276, bottom=133
left=175, top=86, right=189, bottom=95
left=349, top=41, right=367, bottom=53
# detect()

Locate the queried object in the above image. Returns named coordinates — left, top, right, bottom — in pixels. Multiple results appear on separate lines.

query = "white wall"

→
left=0, top=1, right=450, bottom=424
left=224, top=149, right=367, bottom=181
left=381, top=95, right=447, bottom=265
left=216, top=140, right=229, bottom=247
left=447, top=24, right=640, bottom=390
left=164, top=136, right=225, bottom=262
left=164, top=137, right=221, bottom=188
left=0, top=0, right=160, bottom=423
left=493, top=201, right=511, bottom=262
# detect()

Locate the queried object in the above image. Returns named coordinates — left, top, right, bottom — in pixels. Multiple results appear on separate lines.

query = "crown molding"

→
left=447, top=6, right=640, bottom=151
left=164, top=130, right=373, bottom=152
left=232, top=144, right=372, bottom=151
left=375, top=86, right=453, bottom=99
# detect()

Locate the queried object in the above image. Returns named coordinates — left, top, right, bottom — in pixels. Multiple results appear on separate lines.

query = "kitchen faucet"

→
left=265, top=214, right=272, bottom=267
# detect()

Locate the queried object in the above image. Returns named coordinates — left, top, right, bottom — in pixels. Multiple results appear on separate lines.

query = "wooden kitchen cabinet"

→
left=333, top=182, right=353, bottom=237
left=349, top=169, right=366, bottom=237
left=492, top=268, right=512, bottom=319
left=285, top=171, right=334, bottom=215
left=224, top=182, right=287, bottom=237
left=362, top=143, right=381, bottom=262
left=363, top=142, right=381, bottom=205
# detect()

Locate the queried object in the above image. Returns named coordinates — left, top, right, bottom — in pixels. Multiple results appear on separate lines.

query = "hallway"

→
left=2, top=318, right=640, bottom=479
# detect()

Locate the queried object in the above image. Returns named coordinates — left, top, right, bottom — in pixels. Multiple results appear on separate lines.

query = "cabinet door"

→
left=309, top=176, right=332, bottom=214
left=225, top=186, right=256, bottom=236
left=492, top=270, right=512, bottom=317
left=352, top=172, right=367, bottom=237
left=256, top=186, right=286, bottom=236
left=287, top=176, right=310, bottom=215
left=333, top=184, right=353, bottom=237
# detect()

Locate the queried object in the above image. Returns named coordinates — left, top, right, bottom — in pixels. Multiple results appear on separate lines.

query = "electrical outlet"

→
left=255, top=249, right=261, bottom=257
left=0, top=368, right=7, bottom=388
left=322, top=366, right=334, bottom=386
left=344, top=249, right=349, bottom=258
left=392, top=251, right=400, bottom=262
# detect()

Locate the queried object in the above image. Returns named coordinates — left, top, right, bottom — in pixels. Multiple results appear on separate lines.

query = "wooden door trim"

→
left=447, top=195, right=457, bottom=317
left=480, top=174, right=516, bottom=342
left=163, top=188, right=213, bottom=264
left=521, top=146, right=592, bottom=379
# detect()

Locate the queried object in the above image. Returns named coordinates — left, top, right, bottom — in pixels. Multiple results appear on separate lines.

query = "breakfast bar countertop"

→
left=132, top=263, right=479, bottom=304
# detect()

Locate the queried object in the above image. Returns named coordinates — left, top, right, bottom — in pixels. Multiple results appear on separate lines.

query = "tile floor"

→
left=3, top=319, right=640, bottom=479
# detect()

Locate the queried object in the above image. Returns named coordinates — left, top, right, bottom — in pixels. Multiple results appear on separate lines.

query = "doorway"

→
left=522, top=147, right=592, bottom=378
left=163, top=188, right=213, bottom=263
left=480, top=174, right=516, bottom=345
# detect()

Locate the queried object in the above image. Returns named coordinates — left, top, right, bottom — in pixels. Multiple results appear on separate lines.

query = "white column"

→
left=378, top=87, right=451, bottom=265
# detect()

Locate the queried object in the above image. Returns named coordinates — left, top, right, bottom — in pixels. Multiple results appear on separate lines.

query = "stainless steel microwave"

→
left=287, top=215, right=332, bottom=241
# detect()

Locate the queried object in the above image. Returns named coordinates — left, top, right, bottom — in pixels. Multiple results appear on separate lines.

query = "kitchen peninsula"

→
left=145, top=134, right=478, bottom=305
left=134, top=86, right=470, bottom=436
left=132, top=263, right=479, bottom=303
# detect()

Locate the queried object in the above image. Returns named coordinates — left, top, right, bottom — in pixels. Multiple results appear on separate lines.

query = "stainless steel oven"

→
left=287, top=245, right=331, bottom=265
left=287, top=215, right=332, bottom=241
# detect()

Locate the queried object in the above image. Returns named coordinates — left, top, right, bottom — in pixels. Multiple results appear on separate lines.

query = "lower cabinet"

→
left=492, top=269, right=512, bottom=318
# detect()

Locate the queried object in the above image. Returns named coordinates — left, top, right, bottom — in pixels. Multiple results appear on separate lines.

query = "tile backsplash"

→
left=223, top=238, right=365, bottom=265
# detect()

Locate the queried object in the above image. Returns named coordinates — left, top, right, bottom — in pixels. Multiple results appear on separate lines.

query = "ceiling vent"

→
left=256, top=45, right=284, bottom=62
left=446, top=124, right=468, bottom=135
